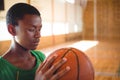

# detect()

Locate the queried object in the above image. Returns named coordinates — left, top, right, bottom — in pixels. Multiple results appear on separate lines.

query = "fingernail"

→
left=66, top=66, right=70, bottom=70
left=53, top=54, right=58, bottom=58
left=63, top=58, right=67, bottom=61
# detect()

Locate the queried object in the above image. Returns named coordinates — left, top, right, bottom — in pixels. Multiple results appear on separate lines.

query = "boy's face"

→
left=14, top=14, right=42, bottom=50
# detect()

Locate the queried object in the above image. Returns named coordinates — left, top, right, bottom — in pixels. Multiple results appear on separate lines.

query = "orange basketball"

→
left=47, top=47, right=94, bottom=80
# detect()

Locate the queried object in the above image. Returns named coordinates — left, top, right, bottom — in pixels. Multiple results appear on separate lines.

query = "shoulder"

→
left=0, top=56, right=4, bottom=65
left=0, top=56, right=6, bottom=72
left=0, top=56, right=7, bottom=68
left=31, top=50, right=46, bottom=62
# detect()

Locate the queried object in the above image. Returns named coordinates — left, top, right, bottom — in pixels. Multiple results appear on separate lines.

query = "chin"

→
left=31, top=48, right=36, bottom=50
left=31, top=47, right=37, bottom=50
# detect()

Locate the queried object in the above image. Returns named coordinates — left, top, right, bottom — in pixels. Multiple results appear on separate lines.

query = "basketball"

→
left=47, top=47, right=94, bottom=80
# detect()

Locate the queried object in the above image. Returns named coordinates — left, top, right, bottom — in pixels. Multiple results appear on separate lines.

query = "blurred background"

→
left=0, top=0, right=120, bottom=80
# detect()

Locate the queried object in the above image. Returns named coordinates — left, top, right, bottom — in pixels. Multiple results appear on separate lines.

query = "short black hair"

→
left=6, top=3, right=40, bottom=26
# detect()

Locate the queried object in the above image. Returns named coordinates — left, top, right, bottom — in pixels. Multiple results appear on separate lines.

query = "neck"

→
left=4, top=40, right=32, bottom=58
left=3, top=40, right=36, bottom=70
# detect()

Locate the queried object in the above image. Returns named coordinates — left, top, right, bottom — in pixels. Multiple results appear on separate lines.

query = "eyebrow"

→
left=30, top=24, right=42, bottom=29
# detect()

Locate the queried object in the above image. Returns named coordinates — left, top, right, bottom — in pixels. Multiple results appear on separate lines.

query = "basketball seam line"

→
left=61, top=48, right=80, bottom=80
left=71, top=48, right=80, bottom=80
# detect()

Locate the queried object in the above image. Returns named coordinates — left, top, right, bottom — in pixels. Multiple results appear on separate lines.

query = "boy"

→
left=0, top=3, right=70, bottom=80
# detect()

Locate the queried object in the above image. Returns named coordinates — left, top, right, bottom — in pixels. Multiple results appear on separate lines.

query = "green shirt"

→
left=0, top=50, right=45, bottom=80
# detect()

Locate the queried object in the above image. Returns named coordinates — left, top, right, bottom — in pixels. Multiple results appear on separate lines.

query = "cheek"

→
left=17, top=32, right=32, bottom=43
left=16, top=30, right=35, bottom=42
left=26, top=31, right=35, bottom=37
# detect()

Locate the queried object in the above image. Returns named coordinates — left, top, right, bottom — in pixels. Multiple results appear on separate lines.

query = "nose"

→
left=34, top=30, right=41, bottom=38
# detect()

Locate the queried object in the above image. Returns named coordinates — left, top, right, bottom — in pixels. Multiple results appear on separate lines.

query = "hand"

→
left=34, top=55, right=70, bottom=80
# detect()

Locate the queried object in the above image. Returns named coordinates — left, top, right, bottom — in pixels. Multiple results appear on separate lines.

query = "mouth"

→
left=33, top=39, right=40, bottom=45
left=32, top=42, right=39, bottom=47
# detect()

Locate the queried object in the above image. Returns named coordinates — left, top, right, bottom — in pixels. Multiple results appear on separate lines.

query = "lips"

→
left=33, top=39, right=40, bottom=45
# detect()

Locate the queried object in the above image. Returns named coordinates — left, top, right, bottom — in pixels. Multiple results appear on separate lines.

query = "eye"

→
left=38, top=26, right=42, bottom=32
left=38, top=28, right=41, bottom=32
left=28, top=28, right=35, bottom=32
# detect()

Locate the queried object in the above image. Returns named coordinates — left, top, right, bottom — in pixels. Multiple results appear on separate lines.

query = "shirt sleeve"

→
left=33, top=50, right=46, bottom=62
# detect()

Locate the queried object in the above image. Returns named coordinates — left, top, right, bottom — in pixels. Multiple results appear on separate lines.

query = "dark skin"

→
left=3, top=14, right=70, bottom=80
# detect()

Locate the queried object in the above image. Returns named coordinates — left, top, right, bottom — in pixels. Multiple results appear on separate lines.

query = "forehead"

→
left=19, top=14, right=42, bottom=26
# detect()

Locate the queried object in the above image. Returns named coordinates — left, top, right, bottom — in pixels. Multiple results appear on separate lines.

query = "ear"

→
left=8, top=24, right=16, bottom=36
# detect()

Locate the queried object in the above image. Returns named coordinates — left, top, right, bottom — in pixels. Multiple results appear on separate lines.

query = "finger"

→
left=36, top=60, right=47, bottom=73
left=50, top=66, right=70, bottom=80
left=47, top=58, right=67, bottom=75
left=40, top=54, right=58, bottom=71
